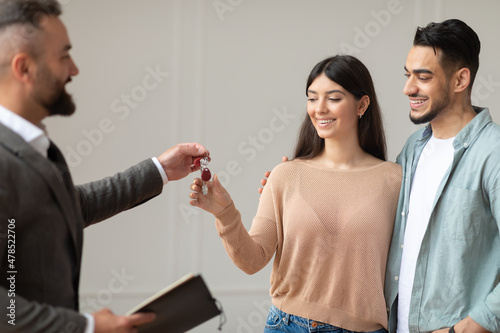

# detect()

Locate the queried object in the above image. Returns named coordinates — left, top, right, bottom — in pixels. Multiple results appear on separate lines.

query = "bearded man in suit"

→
left=0, top=1, right=208, bottom=332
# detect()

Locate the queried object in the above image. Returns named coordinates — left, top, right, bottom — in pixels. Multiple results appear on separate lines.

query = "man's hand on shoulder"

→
left=258, top=156, right=289, bottom=195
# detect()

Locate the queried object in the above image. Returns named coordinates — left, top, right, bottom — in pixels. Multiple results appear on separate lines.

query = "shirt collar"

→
left=0, top=105, right=50, bottom=158
left=419, top=106, right=491, bottom=149
left=454, top=107, right=491, bottom=149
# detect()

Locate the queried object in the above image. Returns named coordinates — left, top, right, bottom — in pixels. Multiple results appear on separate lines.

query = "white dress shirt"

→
left=0, top=105, right=50, bottom=157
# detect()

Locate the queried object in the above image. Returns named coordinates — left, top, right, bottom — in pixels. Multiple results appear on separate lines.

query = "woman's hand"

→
left=189, top=174, right=233, bottom=215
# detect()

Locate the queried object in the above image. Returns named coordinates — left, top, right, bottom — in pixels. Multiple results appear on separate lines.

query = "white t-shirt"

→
left=397, top=135, right=455, bottom=333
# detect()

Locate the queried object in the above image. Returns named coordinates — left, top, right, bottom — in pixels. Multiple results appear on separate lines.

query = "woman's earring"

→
left=358, top=114, right=363, bottom=119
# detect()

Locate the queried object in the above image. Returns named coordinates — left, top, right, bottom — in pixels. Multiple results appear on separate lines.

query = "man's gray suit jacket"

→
left=0, top=123, right=163, bottom=332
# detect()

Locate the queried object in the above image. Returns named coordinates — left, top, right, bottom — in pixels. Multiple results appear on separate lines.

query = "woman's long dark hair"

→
left=293, top=55, right=387, bottom=161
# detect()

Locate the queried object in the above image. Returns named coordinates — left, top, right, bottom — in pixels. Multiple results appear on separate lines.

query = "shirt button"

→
left=311, top=322, right=318, bottom=328
left=464, top=142, right=469, bottom=147
left=401, top=212, right=406, bottom=217
left=401, top=244, right=404, bottom=249
left=395, top=276, right=399, bottom=281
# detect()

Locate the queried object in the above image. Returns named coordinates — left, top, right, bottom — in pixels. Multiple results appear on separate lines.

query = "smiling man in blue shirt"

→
left=385, top=19, right=500, bottom=333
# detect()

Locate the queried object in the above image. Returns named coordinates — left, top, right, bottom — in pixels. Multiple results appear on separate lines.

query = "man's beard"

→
left=32, top=64, right=76, bottom=117
left=410, top=105, right=441, bottom=124
left=409, top=88, right=450, bottom=125
left=46, top=87, right=75, bottom=116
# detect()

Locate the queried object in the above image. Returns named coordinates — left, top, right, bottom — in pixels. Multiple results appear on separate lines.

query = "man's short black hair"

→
left=414, top=19, right=481, bottom=89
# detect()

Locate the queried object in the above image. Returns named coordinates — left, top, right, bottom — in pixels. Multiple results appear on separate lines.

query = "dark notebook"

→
left=126, top=274, right=222, bottom=333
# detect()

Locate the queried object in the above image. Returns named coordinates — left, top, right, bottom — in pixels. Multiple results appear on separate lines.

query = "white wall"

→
left=45, top=0, right=500, bottom=331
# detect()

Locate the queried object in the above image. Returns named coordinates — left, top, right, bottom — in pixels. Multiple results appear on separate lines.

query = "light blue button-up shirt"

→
left=385, top=107, right=500, bottom=333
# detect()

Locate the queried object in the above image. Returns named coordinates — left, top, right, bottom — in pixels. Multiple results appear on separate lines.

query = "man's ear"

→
left=454, top=67, right=471, bottom=93
left=11, top=53, right=35, bottom=83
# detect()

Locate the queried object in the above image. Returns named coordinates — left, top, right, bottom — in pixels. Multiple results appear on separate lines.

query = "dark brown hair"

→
left=293, top=55, right=387, bottom=161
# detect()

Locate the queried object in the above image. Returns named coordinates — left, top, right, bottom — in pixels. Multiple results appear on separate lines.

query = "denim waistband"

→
left=269, top=305, right=387, bottom=333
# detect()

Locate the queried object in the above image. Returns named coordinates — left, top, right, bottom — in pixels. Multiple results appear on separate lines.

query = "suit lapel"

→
left=0, top=123, right=83, bottom=261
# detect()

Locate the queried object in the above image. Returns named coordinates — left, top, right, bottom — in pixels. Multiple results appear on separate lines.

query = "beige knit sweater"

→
left=214, top=159, right=402, bottom=331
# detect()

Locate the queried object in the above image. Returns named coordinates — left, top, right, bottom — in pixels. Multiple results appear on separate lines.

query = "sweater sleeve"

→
left=214, top=175, right=279, bottom=275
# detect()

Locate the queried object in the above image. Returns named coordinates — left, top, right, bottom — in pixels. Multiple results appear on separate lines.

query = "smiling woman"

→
left=306, top=74, right=365, bottom=141
left=295, top=55, right=386, bottom=164
left=189, top=55, right=402, bottom=333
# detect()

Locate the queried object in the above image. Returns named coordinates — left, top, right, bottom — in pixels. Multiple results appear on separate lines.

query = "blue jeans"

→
left=263, top=305, right=388, bottom=333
